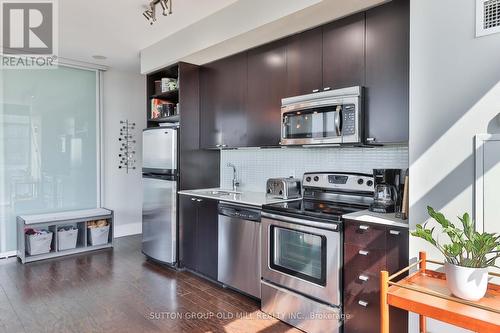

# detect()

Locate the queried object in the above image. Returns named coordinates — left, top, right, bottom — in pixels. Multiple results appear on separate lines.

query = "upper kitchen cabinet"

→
left=200, top=53, right=248, bottom=149
left=365, top=0, right=409, bottom=144
left=178, top=62, right=220, bottom=191
left=247, top=41, right=287, bottom=147
left=322, top=12, right=366, bottom=91
left=285, top=27, right=323, bottom=97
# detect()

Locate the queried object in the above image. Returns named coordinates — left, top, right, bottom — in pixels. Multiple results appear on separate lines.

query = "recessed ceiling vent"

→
left=476, top=0, right=500, bottom=37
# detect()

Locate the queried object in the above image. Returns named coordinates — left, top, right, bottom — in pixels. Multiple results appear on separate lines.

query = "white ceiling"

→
left=59, top=0, right=237, bottom=72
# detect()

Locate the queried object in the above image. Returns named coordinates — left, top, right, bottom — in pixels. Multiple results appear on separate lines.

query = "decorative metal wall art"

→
left=118, top=120, right=137, bottom=173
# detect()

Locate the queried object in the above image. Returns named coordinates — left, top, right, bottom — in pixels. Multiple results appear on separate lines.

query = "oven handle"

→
left=261, top=212, right=339, bottom=231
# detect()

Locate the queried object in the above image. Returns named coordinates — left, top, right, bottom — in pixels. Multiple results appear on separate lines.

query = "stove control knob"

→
left=366, top=180, right=373, bottom=187
left=357, top=178, right=364, bottom=185
left=313, top=176, right=319, bottom=182
left=305, top=177, right=311, bottom=182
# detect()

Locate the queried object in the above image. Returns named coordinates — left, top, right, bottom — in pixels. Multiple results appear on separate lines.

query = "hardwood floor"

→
left=0, top=235, right=299, bottom=333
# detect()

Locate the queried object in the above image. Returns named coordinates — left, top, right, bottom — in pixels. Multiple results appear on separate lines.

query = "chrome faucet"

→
left=227, top=163, right=240, bottom=191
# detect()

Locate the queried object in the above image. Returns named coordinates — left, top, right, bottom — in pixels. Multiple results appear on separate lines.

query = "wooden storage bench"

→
left=17, top=208, right=113, bottom=263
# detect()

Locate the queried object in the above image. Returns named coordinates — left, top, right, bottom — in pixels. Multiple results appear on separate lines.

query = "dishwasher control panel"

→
left=218, top=204, right=261, bottom=222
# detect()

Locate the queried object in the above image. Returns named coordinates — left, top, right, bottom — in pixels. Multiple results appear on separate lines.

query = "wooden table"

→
left=380, top=252, right=500, bottom=333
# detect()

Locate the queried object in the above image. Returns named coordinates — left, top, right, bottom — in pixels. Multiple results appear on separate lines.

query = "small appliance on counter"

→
left=369, top=169, right=405, bottom=214
left=266, top=177, right=301, bottom=199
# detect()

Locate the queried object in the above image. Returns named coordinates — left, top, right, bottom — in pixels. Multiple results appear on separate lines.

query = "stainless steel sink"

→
left=202, top=190, right=242, bottom=197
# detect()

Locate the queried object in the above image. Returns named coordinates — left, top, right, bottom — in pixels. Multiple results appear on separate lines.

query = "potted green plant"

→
left=412, top=206, right=500, bottom=301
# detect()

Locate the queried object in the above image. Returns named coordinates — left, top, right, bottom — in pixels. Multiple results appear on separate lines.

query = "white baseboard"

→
left=114, top=223, right=142, bottom=238
left=0, top=251, right=17, bottom=259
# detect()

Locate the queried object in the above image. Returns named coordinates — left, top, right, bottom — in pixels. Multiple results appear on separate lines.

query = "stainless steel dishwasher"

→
left=218, top=203, right=261, bottom=299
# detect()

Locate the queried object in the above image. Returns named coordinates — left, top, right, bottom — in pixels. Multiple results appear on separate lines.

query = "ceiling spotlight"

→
left=160, top=0, right=172, bottom=16
left=142, top=0, right=172, bottom=25
left=142, top=10, right=152, bottom=20
left=143, top=7, right=155, bottom=25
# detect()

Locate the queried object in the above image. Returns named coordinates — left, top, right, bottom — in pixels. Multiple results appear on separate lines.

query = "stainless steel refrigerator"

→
left=142, top=126, right=178, bottom=265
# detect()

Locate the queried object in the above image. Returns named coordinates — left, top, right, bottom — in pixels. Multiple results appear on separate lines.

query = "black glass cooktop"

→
left=263, top=199, right=367, bottom=222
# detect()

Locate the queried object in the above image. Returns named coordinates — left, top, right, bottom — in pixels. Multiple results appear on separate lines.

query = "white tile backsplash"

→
left=220, top=146, right=409, bottom=192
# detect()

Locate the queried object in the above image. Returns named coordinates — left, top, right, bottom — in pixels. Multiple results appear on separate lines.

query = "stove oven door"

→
left=261, top=212, right=341, bottom=306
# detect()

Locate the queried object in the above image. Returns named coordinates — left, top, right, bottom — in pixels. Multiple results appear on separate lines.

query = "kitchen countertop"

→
left=342, top=210, right=409, bottom=229
left=178, top=188, right=300, bottom=207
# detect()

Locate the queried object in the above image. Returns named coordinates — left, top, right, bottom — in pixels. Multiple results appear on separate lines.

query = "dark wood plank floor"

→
left=0, top=235, right=299, bottom=333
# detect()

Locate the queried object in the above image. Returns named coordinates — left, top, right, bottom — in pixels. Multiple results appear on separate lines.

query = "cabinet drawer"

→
left=344, top=222, right=386, bottom=249
left=344, top=243, right=386, bottom=273
left=344, top=270, right=379, bottom=297
left=343, top=292, right=379, bottom=333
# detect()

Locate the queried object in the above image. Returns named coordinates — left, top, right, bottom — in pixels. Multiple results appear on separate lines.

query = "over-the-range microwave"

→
left=280, top=86, right=363, bottom=146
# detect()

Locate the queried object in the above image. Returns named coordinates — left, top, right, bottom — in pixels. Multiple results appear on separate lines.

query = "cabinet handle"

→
left=191, top=198, right=196, bottom=201
left=358, top=300, right=369, bottom=307
left=312, top=89, right=320, bottom=93
left=366, top=137, right=376, bottom=143
left=359, top=225, right=370, bottom=231
left=390, top=230, right=401, bottom=235
left=358, top=250, right=369, bottom=256
left=359, top=275, right=370, bottom=282
left=196, top=199, right=203, bottom=202
left=323, top=87, right=331, bottom=91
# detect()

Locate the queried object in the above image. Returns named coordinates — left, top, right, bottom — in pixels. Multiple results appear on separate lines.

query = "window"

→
left=0, top=65, right=101, bottom=254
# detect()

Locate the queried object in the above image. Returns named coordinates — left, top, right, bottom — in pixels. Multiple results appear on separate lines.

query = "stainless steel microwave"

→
left=280, top=86, right=363, bottom=146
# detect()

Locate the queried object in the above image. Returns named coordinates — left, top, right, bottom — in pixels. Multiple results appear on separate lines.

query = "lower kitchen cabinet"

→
left=179, top=195, right=218, bottom=280
left=180, top=196, right=198, bottom=270
left=343, top=220, right=409, bottom=333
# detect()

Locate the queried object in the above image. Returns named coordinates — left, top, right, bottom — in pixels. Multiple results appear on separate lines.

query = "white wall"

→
left=410, top=0, right=500, bottom=332
left=221, top=146, right=408, bottom=192
left=102, top=70, right=146, bottom=238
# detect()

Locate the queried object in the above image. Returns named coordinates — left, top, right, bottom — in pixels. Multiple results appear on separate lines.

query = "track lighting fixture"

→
left=143, top=0, right=172, bottom=25
left=159, top=0, right=172, bottom=16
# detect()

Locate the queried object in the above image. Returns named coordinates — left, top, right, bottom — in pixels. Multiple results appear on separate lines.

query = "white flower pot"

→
left=444, top=262, right=488, bottom=301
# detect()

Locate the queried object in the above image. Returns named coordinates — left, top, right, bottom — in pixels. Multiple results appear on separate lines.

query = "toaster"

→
left=266, top=177, right=301, bottom=199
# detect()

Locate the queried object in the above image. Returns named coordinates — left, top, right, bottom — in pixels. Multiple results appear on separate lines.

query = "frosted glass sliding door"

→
left=0, top=66, right=100, bottom=253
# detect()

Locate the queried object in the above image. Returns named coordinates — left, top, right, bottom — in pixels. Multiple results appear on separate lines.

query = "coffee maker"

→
left=369, top=169, right=403, bottom=214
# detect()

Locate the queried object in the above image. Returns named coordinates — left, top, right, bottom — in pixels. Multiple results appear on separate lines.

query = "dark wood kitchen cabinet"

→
left=178, top=62, right=220, bottom=191
left=179, top=195, right=198, bottom=270
left=196, top=198, right=219, bottom=279
left=343, top=219, right=408, bottom=333
left=285, top=27, right=323, bottom=97
left=200, top=53, right=248, bottom=149
left=247, top=41, right=287, bottom=147
left=197, top=0, right=409, bottom=148
left=179, top=195, right=218, bottom=280
left=322, top=12, right=366, bottom=91
left=365, top=0, right=409, bottom=144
